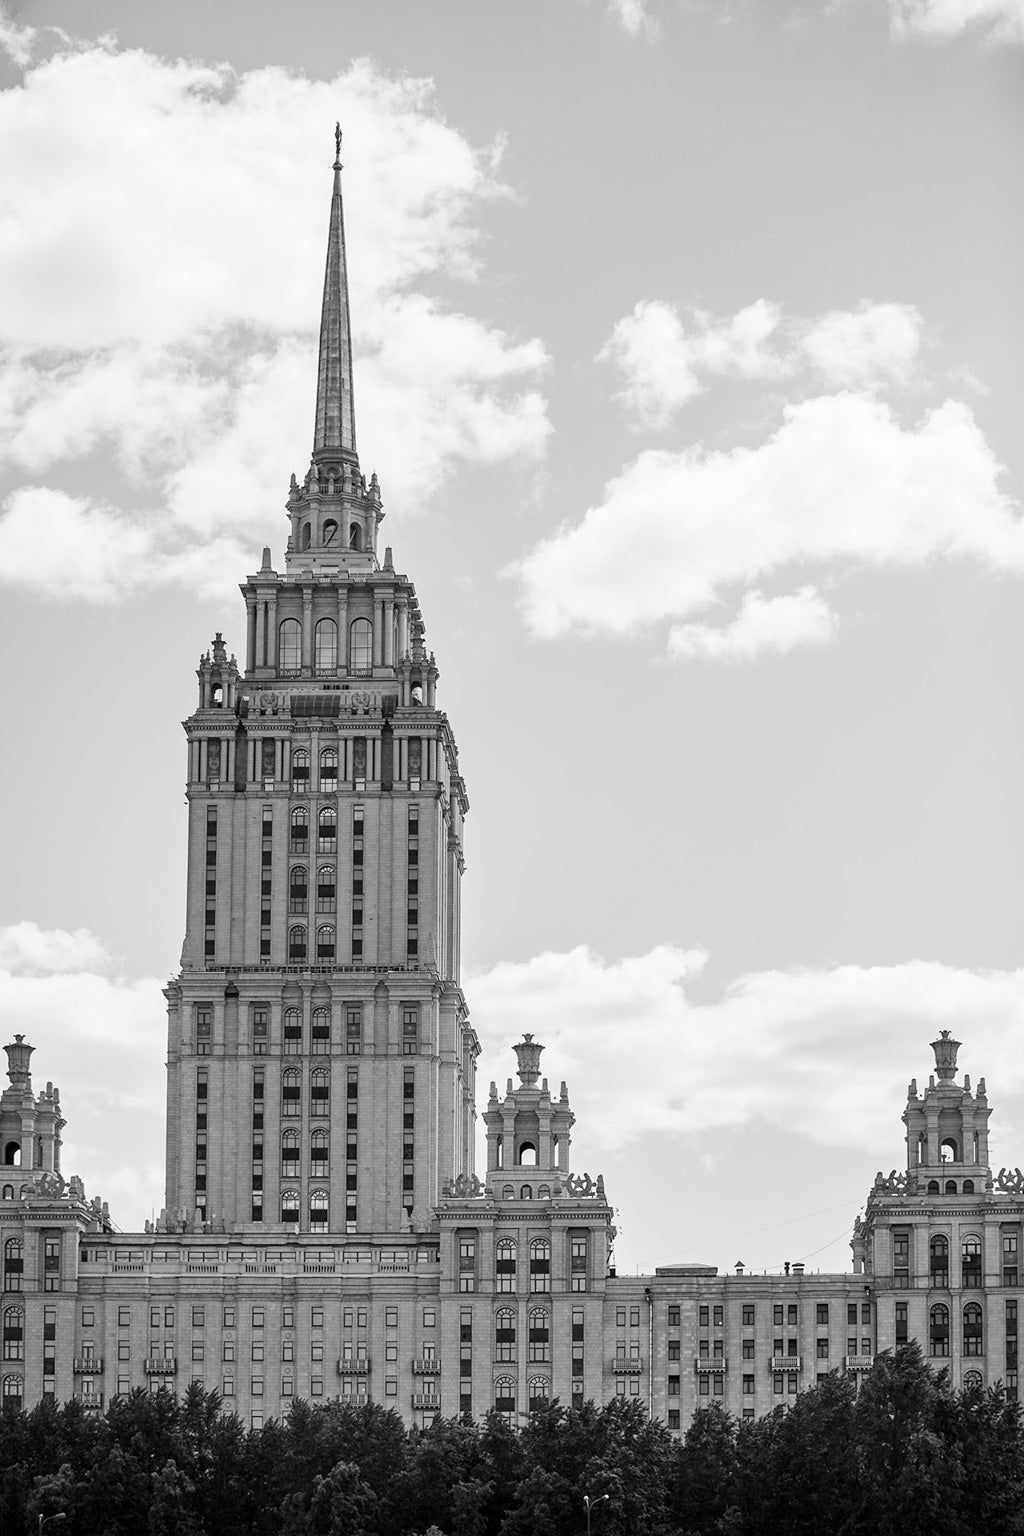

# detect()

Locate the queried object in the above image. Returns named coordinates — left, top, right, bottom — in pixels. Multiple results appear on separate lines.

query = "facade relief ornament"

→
left=996, top=1167, right=1024, bottom=1194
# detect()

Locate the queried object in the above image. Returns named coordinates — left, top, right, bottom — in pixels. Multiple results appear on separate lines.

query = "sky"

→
left=1, top=0, right=1023, bottom=1278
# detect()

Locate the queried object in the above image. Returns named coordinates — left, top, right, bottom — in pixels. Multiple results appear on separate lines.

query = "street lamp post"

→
left=38, top=1513, right=66, bottom=1535
left=584, top=1492, right=609, bottom=1536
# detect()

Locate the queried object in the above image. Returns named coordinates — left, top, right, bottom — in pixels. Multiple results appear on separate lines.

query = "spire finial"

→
left=313, top=129, right=357, bottom=459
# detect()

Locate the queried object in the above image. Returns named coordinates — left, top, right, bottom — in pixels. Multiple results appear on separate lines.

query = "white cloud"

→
left=605, top=0, right=659, bottom=36
left=510, top=392, right=1022, bottom=655
left=0, top=922, right=111, bottom=977
left=889, top=0, right=1024, bottom=41
left=0, top=924, right=166, bottom=1224
left=601, top=298, right=924, bottom=428
left=0, top=41, right=550, bottom=600
left=802, top=303, right=923, bottom=389
left=470, top=943, right=1024, bottom=1157
left=667, top=585, right=838, bottom=661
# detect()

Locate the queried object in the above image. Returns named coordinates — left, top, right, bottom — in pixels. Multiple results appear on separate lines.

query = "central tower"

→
left=164, top=133, right=476, bottom=1239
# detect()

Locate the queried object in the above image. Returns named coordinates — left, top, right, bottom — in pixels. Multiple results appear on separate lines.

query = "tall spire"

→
left=313, top=124, right=357, bottom=459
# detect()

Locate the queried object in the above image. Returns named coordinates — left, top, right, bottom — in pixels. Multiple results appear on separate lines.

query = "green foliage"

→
left=3, top=1365, right=1024, bottom=1536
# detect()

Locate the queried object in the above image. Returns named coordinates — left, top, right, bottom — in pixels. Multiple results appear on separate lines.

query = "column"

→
left=255, top=602, right=266, bottom=671
left=337, top=589, right=349, bottom=675
left=373, top=599, right=384, bottom=668
left=397, top=601, right=409, bottom=661
left=267, top=594, right=278, bottom=672
left=245, top=595, right=257, bottom=672
left=301, top=588, right=313, bottom=673
left=384, top=598, right=395, bottom=667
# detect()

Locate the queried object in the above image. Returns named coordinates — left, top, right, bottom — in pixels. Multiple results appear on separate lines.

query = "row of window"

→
left=277, top=617, right=371, bottom=674
left=892, top=1231, right=1014, bottom=1288
left=662, top=1301, right=873, bottom=1328
left=2, top=1238, right=61, bottom=1293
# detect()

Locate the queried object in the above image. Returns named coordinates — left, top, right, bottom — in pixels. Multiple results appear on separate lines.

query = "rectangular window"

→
left=742, top=1305, right=755, bottom=1327
left=699, top=1306, right=709, bottom=1327
left=774, top=1305, right=784, bottom=1326
left=743, top=1375, right=754, bottom=1395
left=667, top=1306, right=680, bottom=1328
left=713, top=1306, right=723, bottom=1327
left=118, top=1307, right=131, bottom=1327
left=742, top=1340, right=754, bottom=1360
left=816, top=1304, right=829, bottom=1325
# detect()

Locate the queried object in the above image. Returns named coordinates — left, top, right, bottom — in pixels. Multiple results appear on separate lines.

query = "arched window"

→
left=301, top=522, right=311, bottom=550
left=317, top=807, right=337, bottom=853
left=282, top=1068, right=301, bottom=1117
left=291, top=750, right=310, bottom=793
left=311, top=1007, right=330, bottom=1055
left=291, top=806, right=309, bottom=852
left=289, top=866, right=308, bottom=914
left=495, top=1308, right=516, bottom=1362
left=316, top=925, right=336, bottom=961
left=3, top=1240, right=23, bottom=1293
left=528, top=1307, right=550, bottom=1363
left=945, top=1180, right=958, bottom=1194
left=538, top=1185, right=551, bottom=1200
left=502, top=1184, right=514, bottom=1201
left=349, top=523, right=362, bottom=551
left=322, top=520, right=338, bottom=547
left=2, top=1376, right=23, bottom=1411
left=963, top=1369, right=984, bottom=1393
left=319, top=747, right=338, bottom=792
left=940, top=1137, right=960, bottom=1163
left=962, top=1236, right=982, bottom=1288
left=520, top=1185, right=533, bottom=1200
left=281, top=1129, right=300, bottom=1174
left=281, top=1189, right=300, bottom=1224
left=930, top=1303, right=950, bottom=1357
left=963, top=1303, right=983, bottom=1356
left=279, top=618, right=302, bottom=670
left=310, top=1129, right=329, bottom=1175
left=288, top=925, right=307, bottom=963
left=518, top=1141, right=537, bottom=1167
left=530, top=1238, right=551, bottom=1293
left=315, top=619, right=338, bottom=672
left=927, top=1180, right=940, bottom=1194
left=3, top=1306, right=24, bottom=1361
left=283, top=1008, right=302, bottom=1053
left=528, top=1376, right=549, bottom=1412
left=310, top=1068, right=330, bottom=1117
left=2, top=1143, right=19, bottom=1168
left=930, top=1235, right=949, bottom=1288
left=0, top=1186, right=12, bottom=1201
left=316, top=866, right=336, bottom=912
left=309, top=1191, right=329, bottom=1232
left=496, top=1239, right=517, bottom=1293
left=963, top=1179, right=975, bottom=1193
left=494, top=1375, right=516, bottom=1423
left=349, top=618, right=372, bottom=671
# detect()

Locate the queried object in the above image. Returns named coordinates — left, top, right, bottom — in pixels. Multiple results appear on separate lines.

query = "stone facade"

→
left=1, top=141, right=1020, bottom=1431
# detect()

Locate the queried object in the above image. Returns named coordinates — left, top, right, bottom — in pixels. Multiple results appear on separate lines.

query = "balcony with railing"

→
left=73, top=1356, right=104, bottom=1374
left=694, top=1358, right=728, bottom=1374
left=337, top=1359, right=370, bottom=1375
left=845, top=1355, right=875, bottom=1371
left=144, top=1357, right=178, bottom=1375
left=412, top=1357, right=441, bottom=1375
left=412, top=1392, right=441, bottom=1410
left=770, top=1355, right=802, bottom=1373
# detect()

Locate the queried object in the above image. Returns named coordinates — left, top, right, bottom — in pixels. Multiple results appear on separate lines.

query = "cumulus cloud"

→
left=0, top=924, right=166, bottom=1224
left=601, top=298, right=925, bottom=428
left=0, top=41, right=550, bottom=601
left=604, top=0, right=659, bottom=35
left=667, top=585, right=838, bottom=662
left=888, top=0, right=1024, bottom=41
left=470, top=943, right=1024, bottom=1156
left=510, top=392, right=1022, bottom=657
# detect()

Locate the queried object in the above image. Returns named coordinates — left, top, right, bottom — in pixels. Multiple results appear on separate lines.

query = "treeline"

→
left=3, top=1344, right=1024, bottom=1536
